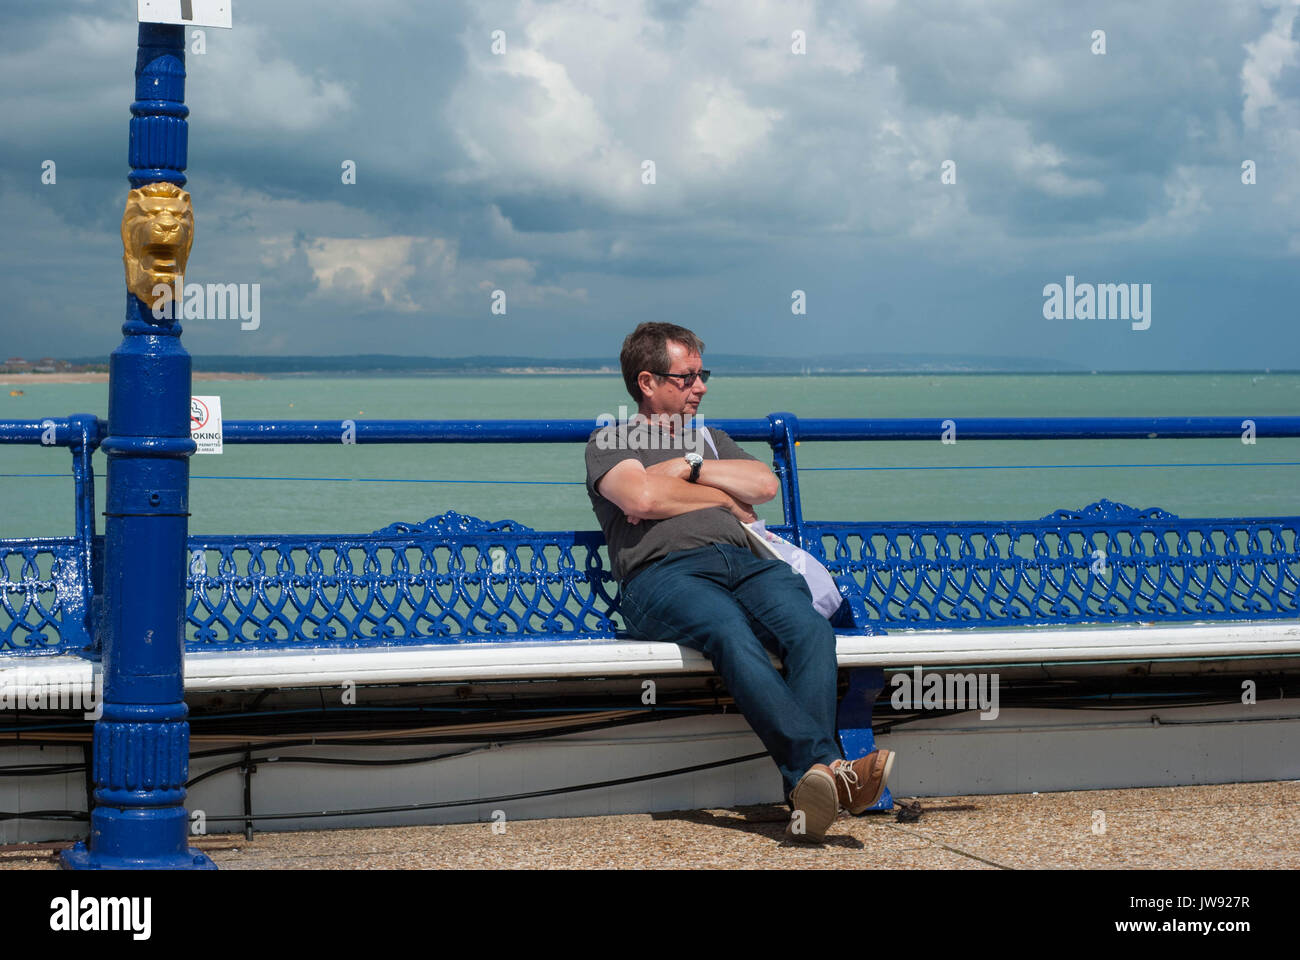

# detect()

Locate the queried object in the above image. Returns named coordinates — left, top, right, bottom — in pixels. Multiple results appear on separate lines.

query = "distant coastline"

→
left=1, top=372, right=264, bottom=385
left=4, top=354, right=1294, bottom=380
left=28, top=351, right=1088, bottom=377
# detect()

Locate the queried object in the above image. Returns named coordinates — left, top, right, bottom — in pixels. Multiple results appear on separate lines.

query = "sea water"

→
left=2, top=373, right=1298, bottom=539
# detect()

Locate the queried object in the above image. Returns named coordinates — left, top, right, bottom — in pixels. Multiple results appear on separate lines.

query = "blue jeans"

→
left=617, top=542, right=843, bottom=800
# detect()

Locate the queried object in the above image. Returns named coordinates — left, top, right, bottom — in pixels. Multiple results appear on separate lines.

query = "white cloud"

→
left=0, top=14, right=350, bottom=143
left=1241, top=1, right=1300, bottom=131
left=1010, top=142, right=1105, bottom=199
left=284, top=233, right=588, bottom=312
left=305, top=236, right=454, bottom=312
left=994, top=53, right=1068, bottom=104
left=0, top=16, right=133, bottom=134
left=443, top=0, right=865, bottom=210
left=689, top=79, right=782, bottom=168
left=444, top=4, right=645, bottom=206
left=190, top=25, right=352, bottom=133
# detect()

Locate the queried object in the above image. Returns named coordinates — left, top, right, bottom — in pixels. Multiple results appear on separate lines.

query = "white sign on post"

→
left=190, top=396, right=223, bottom=454
left=138, top=0, right=233, bottom=29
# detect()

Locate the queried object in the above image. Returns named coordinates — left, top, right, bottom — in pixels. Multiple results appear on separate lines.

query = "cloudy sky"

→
left=1, top=0, right=1297, bottom=369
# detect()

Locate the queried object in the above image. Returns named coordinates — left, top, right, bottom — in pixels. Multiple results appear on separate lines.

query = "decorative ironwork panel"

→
left=184, top=512, right=625, bottom=649
left=806, top=500, right=1300, bottom=629
left=8, top=503, right=1300, bottom=652
left=0, top=538, right=92, bottom=653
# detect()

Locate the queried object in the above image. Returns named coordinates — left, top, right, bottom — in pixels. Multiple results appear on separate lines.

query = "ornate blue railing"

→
left=1, top=414, right=100, bottom=653
left=2, top=413, right=1298, bottom=654
left=0, top=538, right=95, bottom=652
left=185, top=513, right=621, bottom=649
left=810, top=500, right=1299, bottom=629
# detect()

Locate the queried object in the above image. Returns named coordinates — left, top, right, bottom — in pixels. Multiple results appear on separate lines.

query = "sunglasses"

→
left=650, top=369, right=711, bottom=388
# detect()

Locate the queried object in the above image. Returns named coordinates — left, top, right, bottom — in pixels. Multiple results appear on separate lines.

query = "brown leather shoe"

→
left=830, top=750, right=895, bottom=815
left=785, top=763, right=838, bottom=843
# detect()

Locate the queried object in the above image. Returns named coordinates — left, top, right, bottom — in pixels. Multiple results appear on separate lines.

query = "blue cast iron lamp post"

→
left=62, top=12, right=224, bottom=870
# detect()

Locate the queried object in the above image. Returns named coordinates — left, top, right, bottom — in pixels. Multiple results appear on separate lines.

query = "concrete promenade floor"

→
left=4, top=780, right=1297, bottom=869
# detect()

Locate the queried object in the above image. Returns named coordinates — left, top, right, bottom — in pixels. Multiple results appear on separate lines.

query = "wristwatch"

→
left=684, top=452, right=704, bottom=482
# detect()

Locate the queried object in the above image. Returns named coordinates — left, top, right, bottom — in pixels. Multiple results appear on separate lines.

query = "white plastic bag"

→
left=741, top=519, right=843, bottom=620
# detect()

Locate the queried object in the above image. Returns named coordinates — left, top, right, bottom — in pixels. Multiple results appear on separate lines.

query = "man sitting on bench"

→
left=584, top=321, right=895, bottom=842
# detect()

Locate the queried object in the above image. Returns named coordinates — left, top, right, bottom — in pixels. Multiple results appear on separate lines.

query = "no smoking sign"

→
left=190, top=395, right=223, bottom=454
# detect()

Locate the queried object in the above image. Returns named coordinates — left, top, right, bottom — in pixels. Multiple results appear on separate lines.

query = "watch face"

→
left=686, top=453, right=703, bottom=466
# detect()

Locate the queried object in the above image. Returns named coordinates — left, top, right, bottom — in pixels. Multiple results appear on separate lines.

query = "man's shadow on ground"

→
left=651, top=804, right=867, bottom=849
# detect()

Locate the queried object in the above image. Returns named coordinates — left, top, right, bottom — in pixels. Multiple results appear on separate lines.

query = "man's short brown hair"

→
left=620, top=322, right=706, bottom=403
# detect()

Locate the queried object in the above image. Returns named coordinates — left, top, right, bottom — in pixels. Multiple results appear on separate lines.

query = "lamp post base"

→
left=60, top=840, right=216, bottom=871
left=59, top=805, right=217, bottom=870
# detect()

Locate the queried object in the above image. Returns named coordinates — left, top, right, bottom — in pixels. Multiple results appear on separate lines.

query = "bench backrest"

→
left=184, top=511, right=621, bottom=649
left=807, top=499, right=1299, bottom=629
left=5, top=499, right=1298, bottom=652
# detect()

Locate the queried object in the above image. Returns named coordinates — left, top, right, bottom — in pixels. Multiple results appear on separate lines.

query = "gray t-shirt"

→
left=585, top=421, right=762, bottom=584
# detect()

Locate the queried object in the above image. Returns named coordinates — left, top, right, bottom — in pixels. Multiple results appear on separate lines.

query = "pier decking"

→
left=4, top=781, right=1296, bottom=869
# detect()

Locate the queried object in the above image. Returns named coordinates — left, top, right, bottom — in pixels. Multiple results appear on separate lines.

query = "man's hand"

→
left=627, top=488, right=755, bottom=525
left=692, top=458, right=779, bottom=505
left=720, top=491, right=757, bottom=524
left=630, top=458, right=692, bottom=522
left=644, top=458, right=692, bottom=481
left=621, top=457, right=696, bottom=524
left=624, top=457, right=760, bottom=524
left=598, top=457, right=761, bottom=526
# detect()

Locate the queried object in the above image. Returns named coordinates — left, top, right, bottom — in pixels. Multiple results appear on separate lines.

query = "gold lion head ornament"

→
left=121, top=182, right=194, bottom=306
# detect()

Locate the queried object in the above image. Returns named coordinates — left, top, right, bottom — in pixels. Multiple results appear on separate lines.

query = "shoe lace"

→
left=832, top=759, right=860, bottom=793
